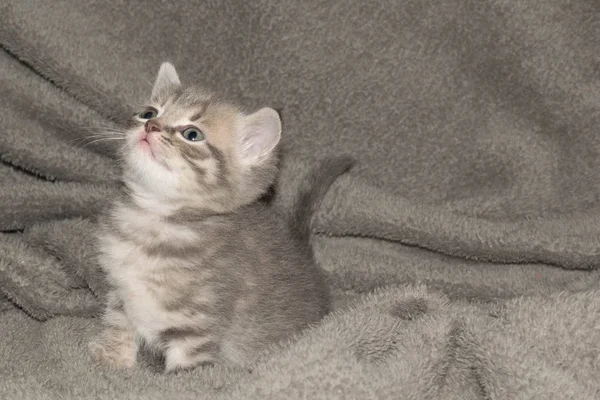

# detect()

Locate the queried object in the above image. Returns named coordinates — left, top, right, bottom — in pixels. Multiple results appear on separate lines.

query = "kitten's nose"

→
left=144, top=120, right=161, bottom=134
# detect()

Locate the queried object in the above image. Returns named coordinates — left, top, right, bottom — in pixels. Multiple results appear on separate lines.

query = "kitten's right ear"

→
left=151, top=62, right=181, bottom=99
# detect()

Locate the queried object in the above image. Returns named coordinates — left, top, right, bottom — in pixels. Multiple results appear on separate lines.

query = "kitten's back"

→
left=218, top=156, right=354, bottom=365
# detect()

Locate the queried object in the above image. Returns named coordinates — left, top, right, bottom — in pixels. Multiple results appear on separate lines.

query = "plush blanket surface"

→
left=1, top=0, right=600, bottom=398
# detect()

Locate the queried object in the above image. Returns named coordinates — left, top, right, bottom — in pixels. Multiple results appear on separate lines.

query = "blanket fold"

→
left=319, top=176, right=600, bottom=269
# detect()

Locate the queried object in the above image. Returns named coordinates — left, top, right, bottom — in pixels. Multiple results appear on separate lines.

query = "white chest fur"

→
left=99, top=235, right=161, bottom=339
left=98, top=204, right=201, bottom=342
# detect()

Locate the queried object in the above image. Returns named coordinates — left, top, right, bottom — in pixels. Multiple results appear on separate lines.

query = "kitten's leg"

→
left=159, top=327, right=219, bottom=372
left=89, top=291, right=138, bottom=368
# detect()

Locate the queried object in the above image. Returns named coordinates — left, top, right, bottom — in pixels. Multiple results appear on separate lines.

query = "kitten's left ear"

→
left=239, top=107, right=282, bottom=164
left=151, top=62, right=181, bottom=99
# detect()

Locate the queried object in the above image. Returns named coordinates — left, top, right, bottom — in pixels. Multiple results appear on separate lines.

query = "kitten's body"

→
left=97, top=200, right=330, bottom=369
left=91, top=62, right=352, bottom=372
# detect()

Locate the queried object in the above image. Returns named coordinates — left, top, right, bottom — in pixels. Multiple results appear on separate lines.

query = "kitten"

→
left=89, top=62, right=353, bottom=372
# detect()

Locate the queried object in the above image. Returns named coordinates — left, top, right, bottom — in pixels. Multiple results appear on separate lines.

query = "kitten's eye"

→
left=139, top=107, right=158, bottom=120
left=181, top=127, right=205, bottom=142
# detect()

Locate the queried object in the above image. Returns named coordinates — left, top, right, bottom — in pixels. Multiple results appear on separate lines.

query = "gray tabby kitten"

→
left=90, top=62, right=353, bottom=372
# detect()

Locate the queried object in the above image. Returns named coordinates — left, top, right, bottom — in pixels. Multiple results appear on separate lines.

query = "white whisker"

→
left=84, top=137, right=126, bottom=145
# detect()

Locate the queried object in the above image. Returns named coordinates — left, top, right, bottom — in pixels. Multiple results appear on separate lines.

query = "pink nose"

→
left=145, top=120, right=161, bottom=133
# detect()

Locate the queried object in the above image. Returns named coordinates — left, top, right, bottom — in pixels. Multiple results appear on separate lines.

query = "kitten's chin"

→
left=128, top=139, right=173, bottom=171
left=125, top=130, right=165, bottom=165
left=137, top=140, right=165, bottom=166
left=139, top=139, right=153, bottom=156
left=124, top=152, right=178, bottom=196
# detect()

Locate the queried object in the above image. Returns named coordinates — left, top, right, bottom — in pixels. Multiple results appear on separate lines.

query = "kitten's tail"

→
left=290, top=156, right=355, bottom=248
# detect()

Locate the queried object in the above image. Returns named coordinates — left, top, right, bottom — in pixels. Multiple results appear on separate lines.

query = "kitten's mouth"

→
left=139, top=132, right=156, bottom=158
left=136, top=131, right=172, bottom=170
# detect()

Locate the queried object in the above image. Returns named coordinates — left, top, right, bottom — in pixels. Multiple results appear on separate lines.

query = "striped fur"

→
left=90, top=63, right=353, bottom=372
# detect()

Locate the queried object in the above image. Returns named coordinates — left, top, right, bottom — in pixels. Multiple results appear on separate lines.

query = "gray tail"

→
left=289, top=156, right=355, bottom=247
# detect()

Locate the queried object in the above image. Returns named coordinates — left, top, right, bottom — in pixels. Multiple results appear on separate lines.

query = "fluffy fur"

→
left=89, top=62, right=353, bottom=372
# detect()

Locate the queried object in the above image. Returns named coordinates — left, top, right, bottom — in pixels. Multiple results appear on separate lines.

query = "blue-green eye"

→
left=139, top=107, right=158, bottom=120
left=181, top=127, right=205, bottom=142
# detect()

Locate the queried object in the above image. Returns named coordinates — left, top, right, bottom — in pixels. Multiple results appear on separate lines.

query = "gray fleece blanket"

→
left=1, top=0, right=600, bottom=398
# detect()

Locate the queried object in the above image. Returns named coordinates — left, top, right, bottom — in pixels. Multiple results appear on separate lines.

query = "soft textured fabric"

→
left=1, top=0, right=600, bottom=398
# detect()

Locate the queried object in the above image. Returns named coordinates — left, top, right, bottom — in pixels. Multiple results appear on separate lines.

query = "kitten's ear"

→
left=238, top=107, right=282, bottom=164
left=151, top=62, right=181, bottom=99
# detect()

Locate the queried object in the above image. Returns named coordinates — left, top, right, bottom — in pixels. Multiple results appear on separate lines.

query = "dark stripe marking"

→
left=159, top=326, right=210, bottom=346
left=143, top=241, right=203, bottom=258
left=181, top=155, right=208, bottom=180
left=162, top=297, right=214, bottom=314
left=187, top=341, right=219, bottom=357
left=110, top=300, right=125, bottom=313
left=190, top=110, right=204, bottom=122
left=179, top=142, right=210, bottom=161
left=206, top=143, right=229, bottom=186
left=110, top=216, right=199, bottom=259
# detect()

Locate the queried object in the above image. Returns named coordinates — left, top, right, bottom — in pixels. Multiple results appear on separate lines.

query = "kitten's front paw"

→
left=89, top=334, right=137, bottom=368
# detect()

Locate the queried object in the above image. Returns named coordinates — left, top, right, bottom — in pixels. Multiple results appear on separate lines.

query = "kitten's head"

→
left=121, top=62, right=281, bottom=215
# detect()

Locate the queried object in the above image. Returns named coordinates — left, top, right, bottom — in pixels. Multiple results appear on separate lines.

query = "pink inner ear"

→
left=240, top=129, right=261, bottom=160
left=241, top=128, right=271, bottom=160
left=241, top=111, right=281, bottom=162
